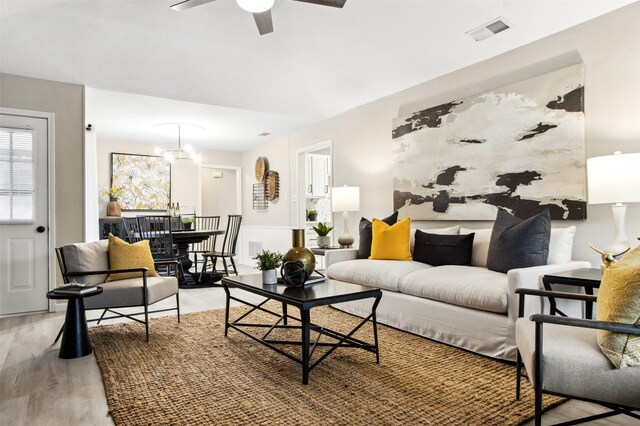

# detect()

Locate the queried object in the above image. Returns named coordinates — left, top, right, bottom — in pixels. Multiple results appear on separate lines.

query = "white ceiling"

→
left=0, top=0, right=635, bottom=151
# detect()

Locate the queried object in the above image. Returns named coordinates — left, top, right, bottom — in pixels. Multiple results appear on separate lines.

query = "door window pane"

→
left=0, top=127, right=35, bottom=221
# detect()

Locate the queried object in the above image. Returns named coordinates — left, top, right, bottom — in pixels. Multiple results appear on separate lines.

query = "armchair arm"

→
left=507, top=261, right=591, bottom=322
left=530, top=314, right=640, bottom=335
left=325, top=248, right=358, bottom=269
left=516, top=288, right=598, bottom=318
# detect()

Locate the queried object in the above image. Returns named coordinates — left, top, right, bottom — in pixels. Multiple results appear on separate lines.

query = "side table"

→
left=542, top=268, right=602, bottom=319
left=47, top=287, right=103, bottom=359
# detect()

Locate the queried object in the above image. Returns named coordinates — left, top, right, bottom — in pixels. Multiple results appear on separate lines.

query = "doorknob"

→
left=36, top=226, right=46, bottom=233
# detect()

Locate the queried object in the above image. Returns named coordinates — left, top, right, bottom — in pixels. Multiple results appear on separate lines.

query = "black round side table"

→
left=47, top=287, right=103, bottom=359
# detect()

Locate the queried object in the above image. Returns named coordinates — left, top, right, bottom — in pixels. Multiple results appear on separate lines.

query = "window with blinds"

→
left=0, top=127, right=35, bottom=221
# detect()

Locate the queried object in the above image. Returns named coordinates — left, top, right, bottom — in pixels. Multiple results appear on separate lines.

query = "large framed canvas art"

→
left=392, top=64, right=586, bottom=220
left=111, top=153, right=171, bottom=211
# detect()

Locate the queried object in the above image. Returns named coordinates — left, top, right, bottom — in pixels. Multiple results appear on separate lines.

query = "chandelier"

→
left=154, top=123, right=202, bottom=163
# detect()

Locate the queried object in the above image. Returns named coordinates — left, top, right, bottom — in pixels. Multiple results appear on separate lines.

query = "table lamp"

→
left=332, top=186, right=360, bottom=248
left=587, top=151, right=640, bottom=253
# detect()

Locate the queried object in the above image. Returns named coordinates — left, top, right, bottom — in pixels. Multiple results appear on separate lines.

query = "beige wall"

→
left=0, top=73, right=85, bottom=246
left=96, top=138, right=242, bottom=217
left=242, top=135, right=291, bottom=227
left=242, top=2, right=640, bottom=265
left=200, top=166, right=239, bottom=219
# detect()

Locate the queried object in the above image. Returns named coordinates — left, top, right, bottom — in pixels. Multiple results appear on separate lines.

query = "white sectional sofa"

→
left=325, top=226, right=590, bottom=361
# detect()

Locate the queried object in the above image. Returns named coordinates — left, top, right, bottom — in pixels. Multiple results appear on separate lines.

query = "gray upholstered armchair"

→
left=55, top=239, right=180, bottom=341
left=515, top=288, right=640, bottom=425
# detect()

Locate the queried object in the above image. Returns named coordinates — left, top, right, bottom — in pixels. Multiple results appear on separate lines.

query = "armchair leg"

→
left=144, top=303, right=149, bottom=342
left=534, top=321, right=544, bottom=426
left=96, top=308, right=108, bottom=325
left=176, top=293, right=181, bottom=324
left=516, top=350, right=522, bottom=401
left=54, top=323, right=64, bottom=344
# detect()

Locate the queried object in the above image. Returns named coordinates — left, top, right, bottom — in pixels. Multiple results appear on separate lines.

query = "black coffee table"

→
left=221, top=274, right=383, bottom=384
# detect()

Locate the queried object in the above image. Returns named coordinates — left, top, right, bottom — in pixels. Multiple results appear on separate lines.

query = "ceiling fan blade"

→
left=291, top=0, right=346, bottom=8
left=170, top=0, right=218, bottom=12
left=253, top=10, right=274, bottom=36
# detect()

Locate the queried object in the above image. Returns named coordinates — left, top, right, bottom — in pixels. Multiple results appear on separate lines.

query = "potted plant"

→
left=181, top=217, right=194, bottom=230
left=253, top=250, right=284, bottom=284
left=100, top=184, right=123, bottom=217
left=306, top=209, right=318, bottom=221
left=313, top=222, right=333, bottom=248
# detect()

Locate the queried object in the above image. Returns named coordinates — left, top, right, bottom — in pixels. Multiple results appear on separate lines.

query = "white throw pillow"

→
left=547, top=226, right=576, bottom=264
left=460, top=227, right=492, bottom=267
left=410, top=225, right=460, bottom=253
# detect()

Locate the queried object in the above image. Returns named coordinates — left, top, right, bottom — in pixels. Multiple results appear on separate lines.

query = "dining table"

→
left=171, top=229, right=225, bottom=288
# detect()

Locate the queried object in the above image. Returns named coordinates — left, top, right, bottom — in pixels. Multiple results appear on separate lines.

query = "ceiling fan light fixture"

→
left=236, top=0, right=274, bottom=13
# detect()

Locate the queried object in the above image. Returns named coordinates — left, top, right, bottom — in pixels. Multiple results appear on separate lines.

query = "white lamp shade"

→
left=236, top=0, right=274, bottom=13
left=587, top=153, right=640, bottom=204
left=332, top=186, right=360, bottom=212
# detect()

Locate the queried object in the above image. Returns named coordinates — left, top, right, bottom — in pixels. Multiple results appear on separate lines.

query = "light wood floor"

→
left=1, top=266, right=636, bottom=425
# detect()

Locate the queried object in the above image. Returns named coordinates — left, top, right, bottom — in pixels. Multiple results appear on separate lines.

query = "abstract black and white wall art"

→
left=392, top=64, right=586, bottom=220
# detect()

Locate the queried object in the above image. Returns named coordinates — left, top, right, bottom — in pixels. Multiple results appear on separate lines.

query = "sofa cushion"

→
left=486, top=208, right=551, bottom=273
left=358, top=211, right=398, bottom=259
left=106, top=235, right=158, bottom=281
left=460, top=228, right=492, bottom=267
left=327, top=259, right=430, bottom=292
left=413, top=231, right=474, bottom=267
left=61, top=240, right=109, bottom=285
left=84, top=276, right=178, bottom=309
left=398, top=266, right=508, bottom=313
left=370, top=217, right=412, bottom=261
left=596, top=246, right=640, bottom=368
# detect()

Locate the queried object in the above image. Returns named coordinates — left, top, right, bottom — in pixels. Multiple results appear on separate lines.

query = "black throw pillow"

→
left=413, top=231, right=475, bottom=266
left=486, top=208, right=551, bottom=273
left=357, top=211, right=398, bottom=259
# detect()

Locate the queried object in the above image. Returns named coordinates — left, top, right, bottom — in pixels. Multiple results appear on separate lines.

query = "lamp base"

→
left=338, top=233, right=354, bottom=248
left=607, top=203, right=631, bottom=254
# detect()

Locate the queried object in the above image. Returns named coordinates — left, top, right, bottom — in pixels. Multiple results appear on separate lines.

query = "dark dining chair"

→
left=190, top=215, right=221, bottom=273
left=121, top=217, right=141, bottom=243
left=200, top=214, right=242, bottom=279
left=137, top=215, right=184, bottom=279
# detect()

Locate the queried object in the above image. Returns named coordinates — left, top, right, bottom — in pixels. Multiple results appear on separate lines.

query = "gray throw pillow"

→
left=357, top=211, right=398, bottom=259
left=486, top=208, right=551, bottom=273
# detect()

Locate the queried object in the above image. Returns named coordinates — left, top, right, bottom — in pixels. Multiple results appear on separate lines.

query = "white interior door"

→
left=0, top=113, right=50, bottom=315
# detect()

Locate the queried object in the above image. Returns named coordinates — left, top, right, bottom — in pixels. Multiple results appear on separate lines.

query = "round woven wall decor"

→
left=255, top=157, right=269, bottom=182
left=265, top=170, right=279, bottom=201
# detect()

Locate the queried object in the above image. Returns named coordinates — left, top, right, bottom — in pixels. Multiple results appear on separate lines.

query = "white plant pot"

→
left=317, top=235, right=331, bottom=248
left=262, top=269, right=278, bottom=285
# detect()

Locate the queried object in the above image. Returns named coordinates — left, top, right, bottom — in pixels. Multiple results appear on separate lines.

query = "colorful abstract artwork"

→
left=392, top=64, right=586, bottom=220
left=111, top=153, right=171, bottom=211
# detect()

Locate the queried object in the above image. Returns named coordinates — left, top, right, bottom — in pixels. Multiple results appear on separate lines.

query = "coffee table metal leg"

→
left=301, top=308, right=311, bottom=385
left=371, top=294, right=382, bottom=364
left=59, top=297, right=92, bottom=359
left=223, top=284, right=231, bottom=337
left=282, top=303, right=288, bottom=325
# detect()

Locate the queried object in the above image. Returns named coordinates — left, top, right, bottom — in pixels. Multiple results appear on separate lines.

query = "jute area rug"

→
left=90, top=305, right=562, bottom=425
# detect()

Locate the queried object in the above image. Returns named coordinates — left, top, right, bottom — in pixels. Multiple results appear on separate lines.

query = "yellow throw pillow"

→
left=369, top=217, right=412, bottom=261
left=106, top=234, right=159, bottom=281
left=596, top=246, right=640, bottom=368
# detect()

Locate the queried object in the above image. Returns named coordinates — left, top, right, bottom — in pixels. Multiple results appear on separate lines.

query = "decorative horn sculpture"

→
left=588, top=243, right=630, bottom=271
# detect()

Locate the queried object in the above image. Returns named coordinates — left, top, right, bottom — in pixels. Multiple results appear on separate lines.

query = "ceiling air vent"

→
left=258, top=132, right=271, bottom=137
left=466, top=17, right=510, bottom=42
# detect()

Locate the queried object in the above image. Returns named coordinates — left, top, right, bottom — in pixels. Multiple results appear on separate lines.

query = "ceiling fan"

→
left=170, top=0, right=346, bottom=36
